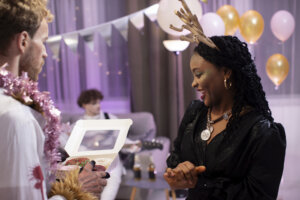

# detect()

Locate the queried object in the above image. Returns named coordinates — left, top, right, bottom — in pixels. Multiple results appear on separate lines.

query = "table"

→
left=124, top=171, right=176, bottom=200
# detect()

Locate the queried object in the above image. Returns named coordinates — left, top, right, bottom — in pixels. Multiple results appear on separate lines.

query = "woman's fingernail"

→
left=103, top=172, right=110, bottom=179
left=90, top=160, right=96, bottom=168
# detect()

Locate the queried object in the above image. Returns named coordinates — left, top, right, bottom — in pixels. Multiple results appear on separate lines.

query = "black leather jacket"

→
left=167, top=100, right=286, bottom=200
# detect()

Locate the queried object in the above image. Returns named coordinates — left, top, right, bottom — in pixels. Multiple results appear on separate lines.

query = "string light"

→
left=106, top=71, right=110, bottom=75
left=118, top=71, right=122, bottom=75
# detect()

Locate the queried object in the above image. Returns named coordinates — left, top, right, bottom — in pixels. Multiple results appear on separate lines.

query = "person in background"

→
left=0, top=0, right=106, bottom=199
left=76, top=89, right=123, bottom=200
left=77, top=89, right=118, bottom=120
left=74, top=89, right=159, bottom=199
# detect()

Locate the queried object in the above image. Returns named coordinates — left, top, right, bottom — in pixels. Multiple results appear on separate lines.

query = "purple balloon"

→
left=271, top=10, right=295, bottom=42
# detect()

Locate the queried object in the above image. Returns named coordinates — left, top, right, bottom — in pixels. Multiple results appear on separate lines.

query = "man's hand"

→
left=78, top=161, right=107, bottom=196
left=164, top=161, right=206, bottom=189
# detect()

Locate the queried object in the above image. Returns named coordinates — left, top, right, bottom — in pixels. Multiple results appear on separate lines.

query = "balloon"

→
left=266, top=54, right=289, bottom=87
left=157, top=0, right=203, bottom=36
left=271, top=10, right=295, bottom=42
left=240, top=10, right=264, bottom=44
left=217, top=5, right=240, bottom=35
left=200, top=12, right=225, bottom=37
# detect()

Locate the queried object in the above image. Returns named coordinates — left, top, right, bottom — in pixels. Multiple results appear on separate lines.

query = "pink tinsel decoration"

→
left=0, top=65, right=61, bottom=174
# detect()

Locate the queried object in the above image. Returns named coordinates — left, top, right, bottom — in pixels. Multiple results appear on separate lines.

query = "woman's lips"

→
left=200, top=94, right=205, bottom=101
left=198, top=90, right=205, bottom=101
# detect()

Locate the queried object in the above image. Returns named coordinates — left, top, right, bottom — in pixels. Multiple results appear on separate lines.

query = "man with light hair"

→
left=0, top=0, right=107, bottom=199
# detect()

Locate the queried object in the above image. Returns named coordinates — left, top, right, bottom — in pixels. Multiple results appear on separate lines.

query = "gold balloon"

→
left=266, top=54, right=289, bottom=87
left=217, top=5, right=240, bottom=35
left=240, top=10, right=264, bottom=44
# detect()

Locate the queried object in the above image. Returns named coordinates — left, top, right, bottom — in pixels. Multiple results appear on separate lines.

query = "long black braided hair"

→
left=194, top=36, right=273, bottom=132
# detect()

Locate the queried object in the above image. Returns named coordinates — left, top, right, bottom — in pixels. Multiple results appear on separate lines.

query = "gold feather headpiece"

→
left=170, top=0, right=218, bottom=50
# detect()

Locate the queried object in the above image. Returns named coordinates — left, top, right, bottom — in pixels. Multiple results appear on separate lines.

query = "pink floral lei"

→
left=0, top=65, right=61, bottom=173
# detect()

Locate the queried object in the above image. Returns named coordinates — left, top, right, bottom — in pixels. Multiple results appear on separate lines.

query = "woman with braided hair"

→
left=164, top=2, right=286, bottom=199
left=164, top=35, right=286, bottom=200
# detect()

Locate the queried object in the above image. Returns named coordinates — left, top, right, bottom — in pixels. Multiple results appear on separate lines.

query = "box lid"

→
left=64, top=119, right=132, bottom=168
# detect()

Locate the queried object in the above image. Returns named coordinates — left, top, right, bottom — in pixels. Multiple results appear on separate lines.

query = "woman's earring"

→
left=224, top=78, right=232, bottom=90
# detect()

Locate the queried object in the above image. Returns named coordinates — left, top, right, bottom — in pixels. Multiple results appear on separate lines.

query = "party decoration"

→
left=200, top=12, right=225, bottom=37
left=266, top=53, right=289, bottom=87
left=0, top=65, right=62, bottom=175
left=157, top=0, right=203, bottom=36
left=47, top=3, right=160, bottom=54
left=170, top=0, right=217, bottom=48
left=240, top=10, right=264, bottom=44
left=217, top=5, right=240, bottom=35
left=271, top=10, right=295, bottom=42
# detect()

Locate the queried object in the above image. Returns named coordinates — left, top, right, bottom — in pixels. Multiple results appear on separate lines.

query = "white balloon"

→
left=271, top=10, right=295, bottom=42
left=157, top=0, right=203, bottom=36
left=200, top=12, right=225, bottom=37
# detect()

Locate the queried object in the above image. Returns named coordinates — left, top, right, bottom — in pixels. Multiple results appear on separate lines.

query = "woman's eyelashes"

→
left=195, top=71, right=204, bottom=78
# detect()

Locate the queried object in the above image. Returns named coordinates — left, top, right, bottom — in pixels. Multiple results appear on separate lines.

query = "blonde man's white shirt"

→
left=0, top=89, right=65, bottom=200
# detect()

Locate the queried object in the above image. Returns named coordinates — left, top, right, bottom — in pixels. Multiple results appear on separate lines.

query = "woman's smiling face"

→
left=190, top=53, right=228, bottom=107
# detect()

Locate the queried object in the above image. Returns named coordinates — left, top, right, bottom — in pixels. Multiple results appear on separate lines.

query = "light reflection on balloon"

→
left=266, top=53, right=289, bottom=88
left=271, top=10, right=295, bottom=42
left=217, top=5, right=240, bottom=35
left=240, top=10, right=264, bottom=44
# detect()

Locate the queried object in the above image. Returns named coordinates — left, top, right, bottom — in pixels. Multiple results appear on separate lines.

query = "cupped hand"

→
left=164, top=161, right=206, bottom=189
left=78, top=161, right=107, bottom=196
left=174, top=161, right=206, bottom=182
